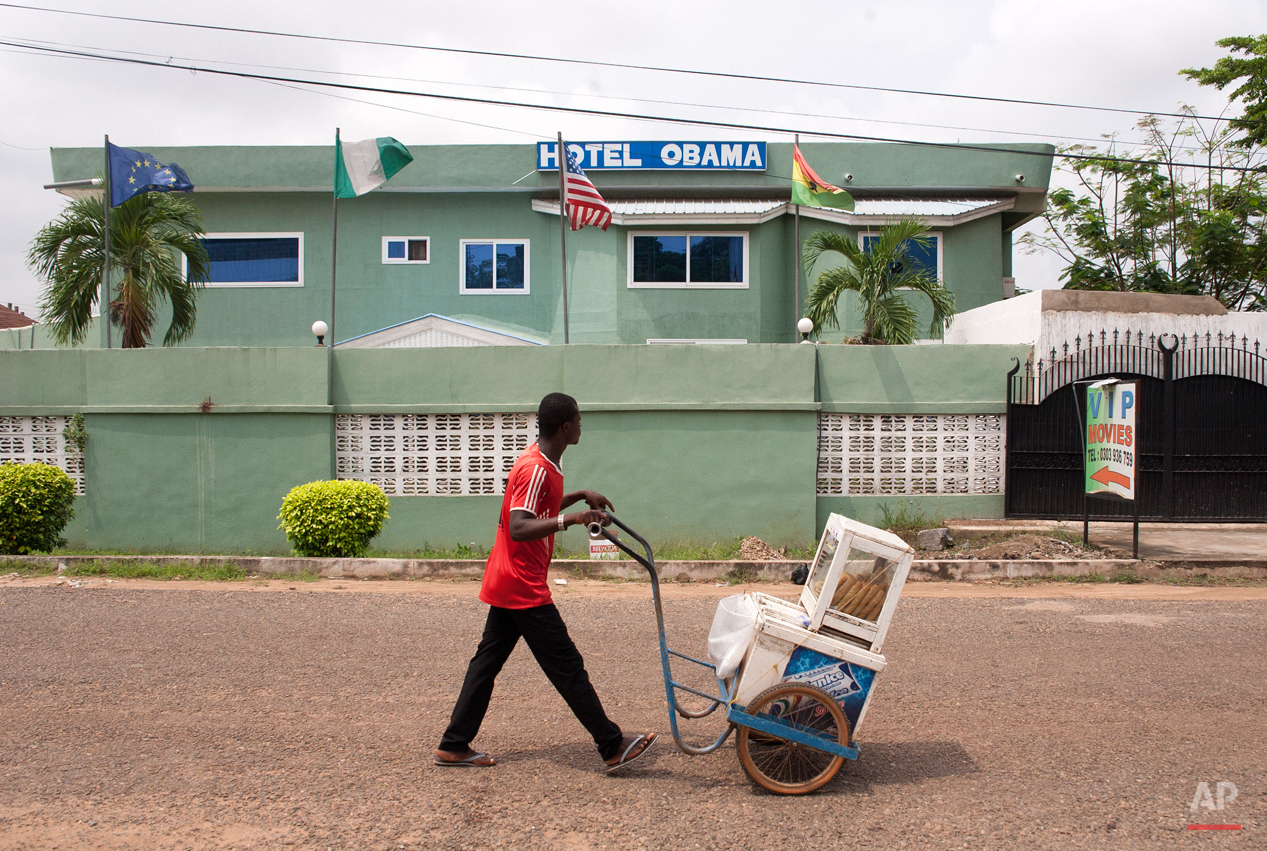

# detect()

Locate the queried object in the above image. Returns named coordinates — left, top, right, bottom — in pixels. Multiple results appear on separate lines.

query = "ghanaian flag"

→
left=791, top=144, right=854, bottom=211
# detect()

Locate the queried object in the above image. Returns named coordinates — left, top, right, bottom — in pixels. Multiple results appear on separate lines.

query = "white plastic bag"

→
left=707, top=593, right=758, bottom=681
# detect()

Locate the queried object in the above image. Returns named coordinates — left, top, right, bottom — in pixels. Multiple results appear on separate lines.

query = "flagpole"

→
left=102, top=134, right=112, bottom=349
left=793, top=134, right=801, bottom=338
left=557, top=132, right=570, bottom=345
left=330, top=128, right=340, bottom=349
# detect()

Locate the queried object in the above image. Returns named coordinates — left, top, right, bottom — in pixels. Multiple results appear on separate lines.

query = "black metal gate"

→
left=1005, top=331, right=1267, bottom=520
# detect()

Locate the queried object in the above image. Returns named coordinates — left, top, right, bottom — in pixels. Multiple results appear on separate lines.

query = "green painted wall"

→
left=51, top=142, right=1054, bottom=194
left=562, top=410, right=816, bottom=552
left=376, top=410, right=817, bottom=555
left=81, top=413, right=331, bottom=553
left=0, top=320, right=103, bottom=351
left=3, top=343, right=1028, bottom=554
left=0, top=349, right=87, bottom=411
left=817, top=344, right=1026, bottom=413
left=332, top=344, right=817, bottom=411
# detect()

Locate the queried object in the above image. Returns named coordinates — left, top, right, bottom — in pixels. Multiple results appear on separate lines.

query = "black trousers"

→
left=438, top=603, right=624, bottom=761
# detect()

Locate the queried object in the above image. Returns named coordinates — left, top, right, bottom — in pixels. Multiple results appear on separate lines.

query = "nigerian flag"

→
left=334, top=135, right=414, bottom=198
left=791, top=144, right=854, bottom=211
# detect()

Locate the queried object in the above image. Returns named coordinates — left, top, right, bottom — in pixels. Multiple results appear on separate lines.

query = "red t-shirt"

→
left=479, top=443, right=564, bottom=609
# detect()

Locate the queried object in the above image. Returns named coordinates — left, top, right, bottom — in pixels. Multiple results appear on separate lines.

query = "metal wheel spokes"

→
left=737, top=684, right=849, bottom=795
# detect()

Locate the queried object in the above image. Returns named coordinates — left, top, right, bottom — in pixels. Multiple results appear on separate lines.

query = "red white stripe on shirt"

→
left=564, top=149, right=612, bottom=232
left=512, top=464, right=549, bottom=517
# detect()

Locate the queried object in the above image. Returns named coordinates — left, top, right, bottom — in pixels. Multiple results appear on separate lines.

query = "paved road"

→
left=0, top=581, right=1263, bottom=850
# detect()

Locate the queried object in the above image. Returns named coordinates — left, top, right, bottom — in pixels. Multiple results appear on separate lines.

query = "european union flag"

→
left=107, top=142, right=194, bottom=207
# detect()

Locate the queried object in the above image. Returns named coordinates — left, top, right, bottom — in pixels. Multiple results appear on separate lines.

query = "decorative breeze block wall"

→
left=817, top=413, right=1004, bottom=496
left=336, top=413, right=537, bottom=496
left=0, top=416, right=86, bottom=495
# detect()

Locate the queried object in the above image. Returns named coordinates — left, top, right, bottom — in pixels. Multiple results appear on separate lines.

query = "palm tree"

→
left=29, top=190, right=210, bottom=348
left=802, top=219, right=956, bottom=344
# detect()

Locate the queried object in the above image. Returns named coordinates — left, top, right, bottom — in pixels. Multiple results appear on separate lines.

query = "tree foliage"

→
left=28, top=189, right=210, bottom=348
left=1022, top=38, right=1267, bottom=311
left=802, top=219, right=956, bottom=344
left=1182, top=35, right=1267, bottom=149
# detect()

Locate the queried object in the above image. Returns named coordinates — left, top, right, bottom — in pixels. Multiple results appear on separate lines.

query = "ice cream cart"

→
left=589, top=511, right=914, bottom=794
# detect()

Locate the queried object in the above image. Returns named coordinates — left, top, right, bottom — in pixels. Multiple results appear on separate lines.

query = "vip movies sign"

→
left=537, top=141, right=767, bottom=171
left=1085, top=380, right=1137, bottom=500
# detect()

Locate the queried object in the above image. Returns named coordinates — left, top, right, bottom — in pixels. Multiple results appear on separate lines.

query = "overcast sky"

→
left=2, top=0, right=1264, bottom=320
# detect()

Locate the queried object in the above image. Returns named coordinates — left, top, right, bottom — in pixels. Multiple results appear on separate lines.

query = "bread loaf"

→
left=830, top=575, right=857, bottom=608
left=846, top=585, right=879, bottom=618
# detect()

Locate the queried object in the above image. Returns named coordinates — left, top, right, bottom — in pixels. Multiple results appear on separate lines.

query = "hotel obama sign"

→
left=537, top=141, right=767, bottom=171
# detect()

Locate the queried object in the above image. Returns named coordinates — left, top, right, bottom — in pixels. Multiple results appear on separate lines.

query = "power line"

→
left=2, top=34, right=1192, bottom=152
left=4, top=39, right=1262, bottom=175
left=0, top=1, right=1237, bottom=124
left=261, top=79, right=549, bottom=141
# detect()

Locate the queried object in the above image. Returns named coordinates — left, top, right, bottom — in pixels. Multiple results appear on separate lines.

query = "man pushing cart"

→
left=435, top=391, right=913, bottom=793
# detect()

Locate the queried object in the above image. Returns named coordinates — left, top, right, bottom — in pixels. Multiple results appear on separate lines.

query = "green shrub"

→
left=278, top=480, right=390, bottom=558
left=0, top=461, right=77, bottom=554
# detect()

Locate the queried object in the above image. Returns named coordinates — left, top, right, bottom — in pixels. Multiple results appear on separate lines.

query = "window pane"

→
left=386, top=240, right=406, bottom=259
left=495, top=243, right=525, bottom=289
left=863, top=235, right=938, bottom=278
left=407, top=239, right=428, bottom=262
left=203, top=237, right=299, bottom=283
left=689, top=236, right=744, bottom=283
left=633, top=236, right=687, bottom=283
left=905, top=238, right=937, bottom=277
left=465, top=243, right=494, bottom=289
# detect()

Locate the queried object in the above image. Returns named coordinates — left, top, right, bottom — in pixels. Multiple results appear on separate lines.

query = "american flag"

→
left=563, top=149, right=612, bottom=231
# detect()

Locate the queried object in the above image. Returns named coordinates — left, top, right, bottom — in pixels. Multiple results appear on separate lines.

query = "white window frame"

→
left=859, top=230, right=943, bottom=283
left=188, top=232, right=305, bottom=288
left=627, top=231, right=750, bottom=289
left=382, top=236, right=431, bottom=265
left=459, top=239, right=531, bottom=295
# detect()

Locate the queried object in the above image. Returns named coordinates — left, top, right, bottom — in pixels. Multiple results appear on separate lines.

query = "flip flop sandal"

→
left=434, top=751, right=495, bottom=768
left=604, top=733, right=657, bottom=773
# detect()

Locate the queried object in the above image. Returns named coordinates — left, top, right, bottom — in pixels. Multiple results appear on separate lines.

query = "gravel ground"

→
left=0, top=581, right=1263, bottom=850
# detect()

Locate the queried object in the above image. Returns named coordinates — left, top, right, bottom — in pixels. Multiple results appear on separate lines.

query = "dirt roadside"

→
left=3, top=573, right=1265, bottom=601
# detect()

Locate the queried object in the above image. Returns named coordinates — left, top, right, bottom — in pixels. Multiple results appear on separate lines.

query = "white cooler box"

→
left=731, top=591, right=888, bottom=740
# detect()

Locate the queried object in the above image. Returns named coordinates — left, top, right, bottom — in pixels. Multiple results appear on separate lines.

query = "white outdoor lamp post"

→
left=797, top=317, right=814, bottom=343
left=312, top=320, right=329, bottom=347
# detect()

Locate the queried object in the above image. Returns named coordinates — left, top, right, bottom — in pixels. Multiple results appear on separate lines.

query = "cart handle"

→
left=588, top=511, right=733, bottom=756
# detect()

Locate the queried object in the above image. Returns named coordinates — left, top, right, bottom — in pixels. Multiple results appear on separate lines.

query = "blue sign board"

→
left=537, top=141, right=766, bottom=171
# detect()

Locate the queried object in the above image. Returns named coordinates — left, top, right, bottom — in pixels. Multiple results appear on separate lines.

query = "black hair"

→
left=538, top=392, right=579, bottom=438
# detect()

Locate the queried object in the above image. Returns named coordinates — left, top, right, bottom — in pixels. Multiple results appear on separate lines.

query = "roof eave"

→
left=799, top=198, right=1015, bottom=227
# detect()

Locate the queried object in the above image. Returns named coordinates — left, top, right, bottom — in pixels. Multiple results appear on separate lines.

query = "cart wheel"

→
left=736, top=683, right=849, bottom=795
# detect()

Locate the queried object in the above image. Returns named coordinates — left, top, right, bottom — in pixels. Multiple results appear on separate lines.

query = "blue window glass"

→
left=689, top=236, right=743, bottom=283
left=202, top=237, right=299, bottom=283
left=862, top=234, right=938, bottom=278
left=465, top=243, right=494, bottom=289
left=386, top=240, right=406, bottom=259
left=633, top=236, right=687, bottom=283
left=496, top=243, right=525, bottom=289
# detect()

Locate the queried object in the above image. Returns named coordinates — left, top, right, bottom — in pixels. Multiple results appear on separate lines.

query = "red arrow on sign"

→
left=1090, top=466, right=1131, bottom=489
